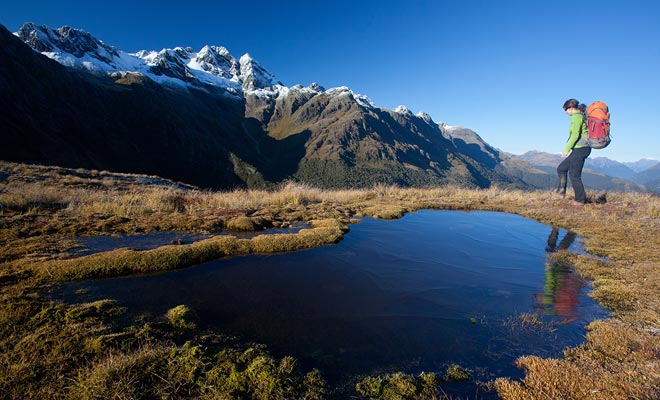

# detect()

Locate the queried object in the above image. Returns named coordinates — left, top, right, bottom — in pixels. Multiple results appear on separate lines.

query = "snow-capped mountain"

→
left=16, top=23, right=121, bottom=67
left=1, top=22, right=542, bottom=190
left=15, top=23, right=287, bottom=96
left=14, top=22, right=380, bottom=104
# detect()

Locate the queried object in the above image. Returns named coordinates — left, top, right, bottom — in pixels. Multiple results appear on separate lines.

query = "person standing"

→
left=556, top=99, right=591, bottom=205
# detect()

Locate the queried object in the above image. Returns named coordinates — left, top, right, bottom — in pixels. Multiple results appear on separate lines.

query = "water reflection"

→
left=536, top=228, right=584, bottom=322
left=545, top=227, right=577, bottom=253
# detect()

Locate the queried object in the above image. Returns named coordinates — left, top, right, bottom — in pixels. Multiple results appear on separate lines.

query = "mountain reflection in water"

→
left=59, top=210, right=608, bottom=393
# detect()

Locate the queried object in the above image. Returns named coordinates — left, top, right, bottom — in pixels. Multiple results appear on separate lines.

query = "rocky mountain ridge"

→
left=624, top=158, right=660, bottom=173
left=2, top=22, right=646, bottom=192
left=15, top=23, right=270, bottom=95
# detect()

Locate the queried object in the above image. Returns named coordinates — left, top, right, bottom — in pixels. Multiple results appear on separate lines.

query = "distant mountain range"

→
left=623, top=158, right=660, bottom=173
left=1, top=22, right=658, bottom=193
left=517, top=151, right=658, bottom=193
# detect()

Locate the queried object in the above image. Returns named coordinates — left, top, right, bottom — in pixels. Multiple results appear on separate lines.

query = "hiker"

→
left=556, top=99, right=591, bottom=205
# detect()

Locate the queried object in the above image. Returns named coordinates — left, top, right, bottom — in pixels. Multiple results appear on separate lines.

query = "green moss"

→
left=445, top=364, right=471, bottom=382
left=203, top=345, right=322, bottom=400
left=251, top=222, right=345, bottom=253
left=65, top=299, right=126, bottom=322
left=87, top=331, right=137, bottom=352
left=0, top=299, right=117, bottom=398
left=303, top=368, right=326, bottom=400
left=355, top=372, right=440, bottom=400
left=71, top=344, right=171, bottom=399
left=166, top=305, right=198, bottom=330
left=28, top=303, right=68, bottom=327
left=356, top=376, right=386, bottom=398
left=164, top=342, right=207, bottom=395
left=68, top=338, right=323, bottom=400
left=226, top=216, right=259, bottom=231
left=383, top=372, right=418, bottom=398
left=364, top=205, right=407, bottom=220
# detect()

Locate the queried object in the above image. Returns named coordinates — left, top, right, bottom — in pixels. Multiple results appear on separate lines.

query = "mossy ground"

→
left=1, top=161, right=659, bottom=399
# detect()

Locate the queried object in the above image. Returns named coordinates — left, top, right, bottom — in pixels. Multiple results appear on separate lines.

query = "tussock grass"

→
left=183, top=181, right=370, bottom=210
left=2, top=161, right=660, bottom=399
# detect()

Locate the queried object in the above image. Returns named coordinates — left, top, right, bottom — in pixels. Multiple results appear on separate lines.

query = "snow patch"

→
left=394, top=105, right=413, bottom=115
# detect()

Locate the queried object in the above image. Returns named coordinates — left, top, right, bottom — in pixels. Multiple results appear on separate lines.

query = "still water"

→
left=60, top=210, right=607, bottom=392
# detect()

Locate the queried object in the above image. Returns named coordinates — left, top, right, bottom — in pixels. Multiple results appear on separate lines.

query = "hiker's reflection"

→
left=536, top=228, right=583, bottom=319
left=545, top=227, right=576, bottom=252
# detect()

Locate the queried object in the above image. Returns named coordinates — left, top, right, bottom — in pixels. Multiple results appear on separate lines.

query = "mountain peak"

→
left=193, top=45, right=239, bottom=79
left=239, top=53, right=279, bottom=91
left=15, top=23, right=251, bottom=93
left=16, top=22, right=120, bottom=70
left=416, top=112, right=434, bottom=124
left=308, top=82, right=325, bottom=92
left=394, top=105, right=413, bottom=115
left=14, top=23, right=375, bottom=102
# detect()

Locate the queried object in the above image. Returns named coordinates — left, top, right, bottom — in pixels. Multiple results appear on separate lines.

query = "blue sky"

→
left=2, top=0, right=659, bottom=162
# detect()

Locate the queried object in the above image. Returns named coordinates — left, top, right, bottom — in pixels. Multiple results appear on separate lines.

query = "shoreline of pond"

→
left=50, top=210, right=609, bottom=398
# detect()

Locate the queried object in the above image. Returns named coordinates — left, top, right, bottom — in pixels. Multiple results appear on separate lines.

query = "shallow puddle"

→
left=59, top=210, right=608, bottom=396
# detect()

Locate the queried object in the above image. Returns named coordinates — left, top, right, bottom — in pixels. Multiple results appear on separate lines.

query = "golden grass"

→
left=2, top=161, right=660, bottom=399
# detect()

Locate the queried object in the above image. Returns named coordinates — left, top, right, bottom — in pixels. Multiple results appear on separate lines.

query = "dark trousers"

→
left=557, top=147, right=591, bottom=203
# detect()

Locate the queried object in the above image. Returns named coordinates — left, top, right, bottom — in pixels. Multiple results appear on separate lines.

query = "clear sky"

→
left=2, top=0, right=659, bottom=162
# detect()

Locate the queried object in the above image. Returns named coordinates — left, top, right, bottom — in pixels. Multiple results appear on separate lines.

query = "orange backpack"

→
left=585, top=101, right=611, bottom=149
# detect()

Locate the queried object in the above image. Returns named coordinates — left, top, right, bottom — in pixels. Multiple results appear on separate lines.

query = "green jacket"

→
left=564, top=113, right=588, bottom=153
